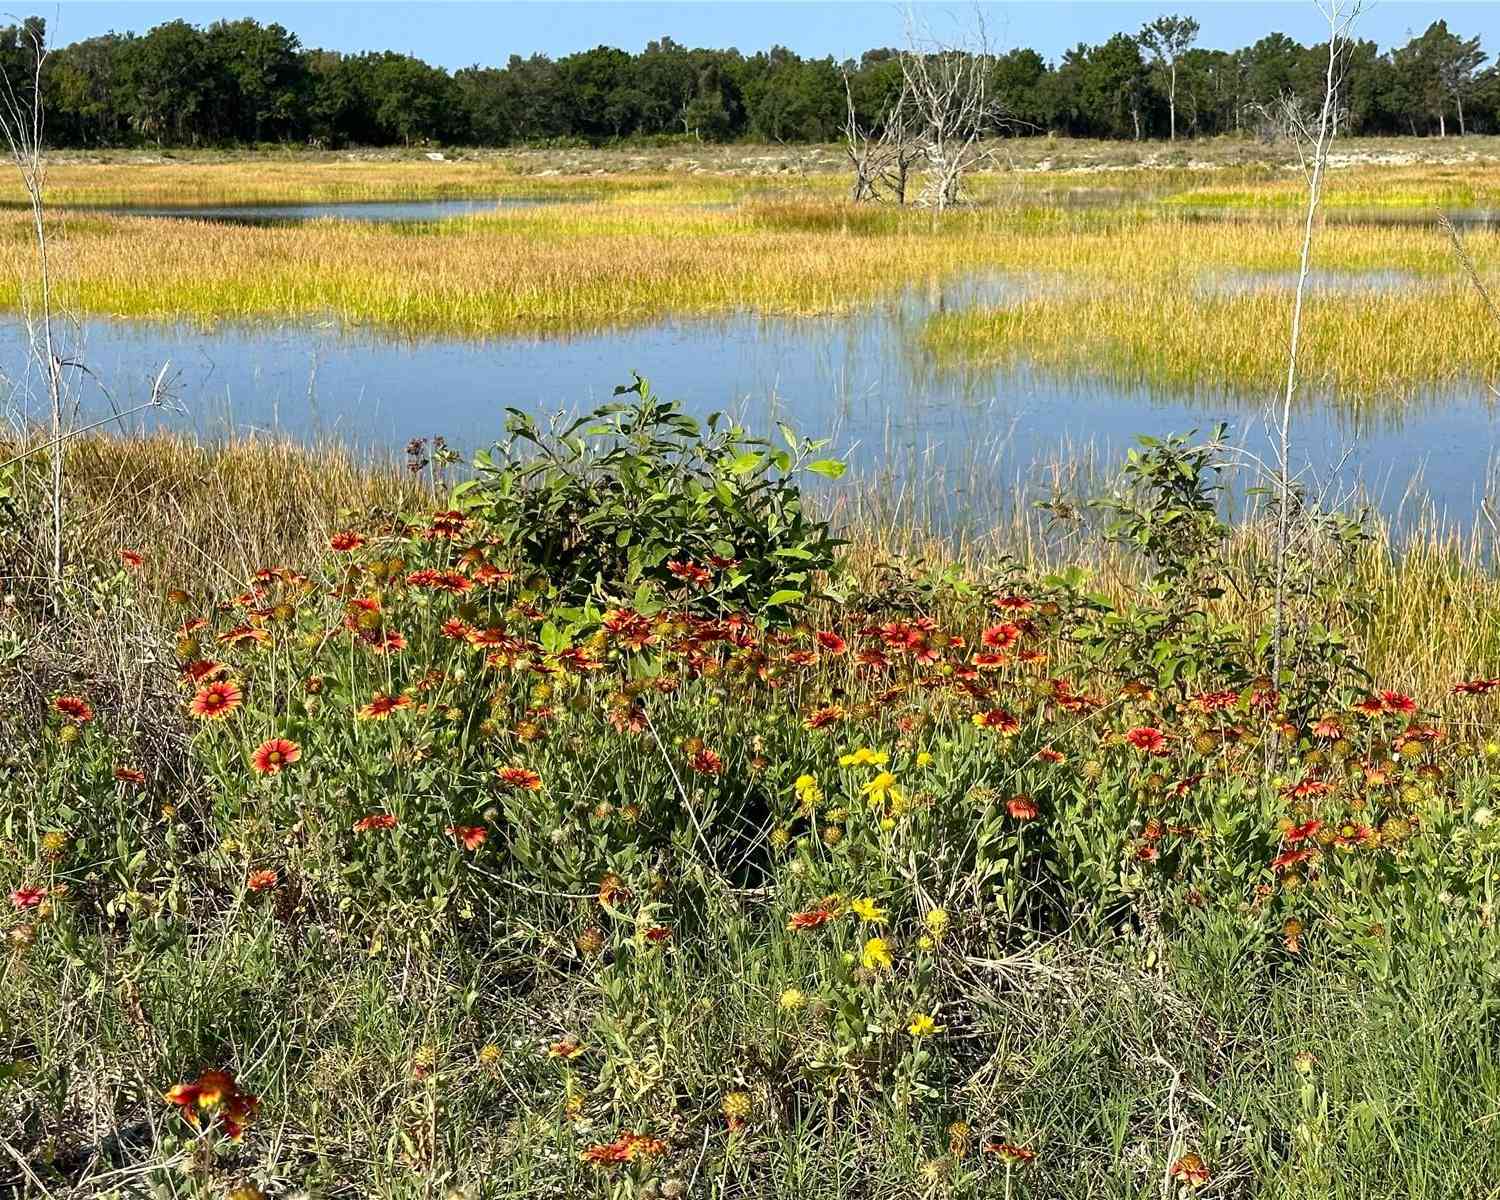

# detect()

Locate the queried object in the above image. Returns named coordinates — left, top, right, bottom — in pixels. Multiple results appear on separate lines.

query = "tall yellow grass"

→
left=27, top=432, right=1500, bottom=705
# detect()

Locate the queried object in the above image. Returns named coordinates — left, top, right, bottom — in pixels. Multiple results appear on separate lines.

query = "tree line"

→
left=7, top=12, right=1496, bottom=148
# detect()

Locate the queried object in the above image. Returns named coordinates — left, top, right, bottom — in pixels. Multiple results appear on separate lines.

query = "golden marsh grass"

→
left=32, top=431, right=1500, bottom=706
left=0, top=194, right=1493, bottom=402
left=0, top=157, right=1494, bottom=404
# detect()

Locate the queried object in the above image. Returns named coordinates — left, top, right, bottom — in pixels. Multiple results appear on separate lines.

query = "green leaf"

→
left=806, top=458, right=847, bottom=479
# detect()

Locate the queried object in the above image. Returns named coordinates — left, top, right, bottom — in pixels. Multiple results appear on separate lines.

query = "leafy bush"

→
left=6, top=418, right=1500, bottom=1197
left=460, top=373, right=845, bottom=618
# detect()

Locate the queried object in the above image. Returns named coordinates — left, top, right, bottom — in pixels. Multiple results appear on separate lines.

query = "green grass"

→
left=0, top=159, right=1495, bottom=407
left=4, top=431, right=1500, bottom=1198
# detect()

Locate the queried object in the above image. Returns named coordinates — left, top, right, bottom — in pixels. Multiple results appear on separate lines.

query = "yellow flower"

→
left=839, top=747, right=888, bottom=767
left=862, top=771, right=903, bottom=807
left=778, top=987, right=806, bottom=1011
left=924, top=908, right=951, bottom=938
left=915, top=751, right=933, bottom=767
left=908, top=1013, right=941, bottom=1037
left=861, top=936, right=894, bottom=972
left=722, top=1090, right=753, bottom=1120
left=849, top=897, right=888, bottom=924
left=794, top=774, right=823, bottom=810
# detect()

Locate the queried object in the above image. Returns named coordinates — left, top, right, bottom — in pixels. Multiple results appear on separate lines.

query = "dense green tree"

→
left=1138, top=14, right=1199, bottom=140
left=5, top=11, right=1500, bottom=149
left=742, top=49, right=842, bottom=141
left=558, top=46, right=639, bottom=138
left=205, top=19, right=304, bottom=141
left=1058, top=35, right=1150, bottom=139
left=989, top=48, right=1050, bottom=131
left=44, top=33, right=129, bottom=146
left=361, top=52, right=457, bottom=145
left=116, top=19, right=221, bottom=144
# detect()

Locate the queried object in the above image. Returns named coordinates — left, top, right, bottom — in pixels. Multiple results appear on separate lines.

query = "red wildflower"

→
left=993, top=594, right=1035, bottom=613
left=53, top=695, right=94, bottom=724
left=603, top=608, right=657, bottom=650
left=689, top=747, right=724, bottom=775
left=814, top=631, right=847, bottom=654
left=250, top=738, right=301, bottom=776
left=426, top=510, right=469, bottom=539
left=788, top=908, right=837, bottom=932
left=353, top=813, right=398, bottom=833
left=1007, top=794, right=1039, bottom=820
left=1354, top=696, right=1386, bottom=715
left=113, top=765, right=146, bottom=785
left=357, top=692, right=410, bottom=720
left=558, top=647, right=603, bottom=673
left=666, top=559, right=712, bottom=589
left=190, top=679, right=243, bottom=721
left=407, top=568, right=472, bottom=593
left=1124, top=726, right=1168, bottom=754
left=181, top=659, right=227, bottom=683
left=581, top=1132, right=667, bottom=1165
left=218, top=624, right=270, bottom=648
left=10, top=885, right=45, bottom=908
left=1271, top=847, right=1315, bottom=873
left=360, top=628, right=408, bottom=654
left=329, top=530, right=365, bottom=551
left=803, top=705, right=845, bottom=731
left=446, top=824, right=488, bottom=851
left=247, top=869, right=278, bottom=892
left=1284, top=819, right=1323, bottom=843
left=643, top=925, right=672, bottom=943
left=1169, top=1153, right=1211, bottom=1187
left=1311, top=715, right=1343, bottom=739
left=548, top=1038, right=585, bottom=1059
left=1036, top=747, right=1065, bottom=763
left=981, top=623, right=1021, bottom=651
left=1454, top=677, right=1500, bottom=696
left=1191, top=689, right=1240, bottom=713
left=497, top=765, right=543, bottom=791
left=1380, top=691, right=1416, bottom=714
left=985, top=1142, right=1037, bottom=1164
left=119, top=548, right=144, bottom=568
left=163, top=1069, right=259, bottom=1139
left=973, top=708, right=1020, bottom=734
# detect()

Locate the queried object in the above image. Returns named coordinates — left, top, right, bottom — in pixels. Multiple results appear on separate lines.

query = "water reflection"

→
left=65, top=195, right=581, bottom=225
left=2, top=270, right=1494, bottom=531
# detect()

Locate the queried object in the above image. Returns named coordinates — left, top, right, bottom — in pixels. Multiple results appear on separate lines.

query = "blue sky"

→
left=43, top=2, right=1500, bottom=66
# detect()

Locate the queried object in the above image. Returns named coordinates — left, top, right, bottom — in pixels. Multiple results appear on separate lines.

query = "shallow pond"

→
left=73, top=195, right=579, bottom=224
left=5, top=269, right=1495, bottom=533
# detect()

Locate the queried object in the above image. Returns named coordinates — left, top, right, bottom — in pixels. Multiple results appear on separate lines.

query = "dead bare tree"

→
left=842, top=70, right=886, bottom=203
left=842, top=69, right=924, bottom=204
left=898, top=10, right=1004, bottom=212
left=0, top=17, right=64, bottom=603
left=1267, top=0, right=1364, bottom=736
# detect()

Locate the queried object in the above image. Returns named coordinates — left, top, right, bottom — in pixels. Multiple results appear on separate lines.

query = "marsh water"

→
left=83, top=195, right=580, bottom=224
left=6, top=196, right=1499, bottom=530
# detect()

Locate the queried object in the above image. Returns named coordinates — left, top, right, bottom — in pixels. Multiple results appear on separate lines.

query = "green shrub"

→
left=459, top=373, right=845, bottom=618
